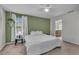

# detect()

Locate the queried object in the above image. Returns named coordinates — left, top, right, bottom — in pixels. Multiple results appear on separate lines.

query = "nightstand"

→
left=15, top=35, right=25, bottom=45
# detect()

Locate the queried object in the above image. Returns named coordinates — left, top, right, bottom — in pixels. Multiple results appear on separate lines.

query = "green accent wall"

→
left=28, top=16, right=50, bottom=34
left=5, top=12, right=50, bottom=43
left=5, top=12, right=11, bottom=42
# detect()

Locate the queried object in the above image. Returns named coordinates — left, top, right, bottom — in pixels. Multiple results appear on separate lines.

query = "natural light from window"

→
left=15, top=16, right=23, bottom=36
left=55, top=19, right=62, bottom=30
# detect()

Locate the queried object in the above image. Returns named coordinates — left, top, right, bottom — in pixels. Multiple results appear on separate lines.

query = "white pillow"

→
left=36, top=31, right=43, bottom=34
left=30, top=31, right=43, bottom=35
left=30, top=31, right=36, bottom=35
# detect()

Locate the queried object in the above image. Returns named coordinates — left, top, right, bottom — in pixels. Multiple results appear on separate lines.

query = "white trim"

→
left=22, top=16, right=28, bottom=37
left=0, top=6, right=6, bottom=51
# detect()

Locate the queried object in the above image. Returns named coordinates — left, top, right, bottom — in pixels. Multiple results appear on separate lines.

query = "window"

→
left=15, top=16, right=23, bottom=36
left=55, top=19, right=62, bottom=30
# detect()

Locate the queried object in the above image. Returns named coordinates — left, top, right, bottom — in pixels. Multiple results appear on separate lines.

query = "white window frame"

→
left=55, top=19, right=62, bottom=30
left=15, top=16, right=23, bottom=36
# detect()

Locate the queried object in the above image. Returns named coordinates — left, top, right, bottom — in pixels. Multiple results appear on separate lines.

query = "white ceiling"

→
left=2, top=4, right=79, bottom=18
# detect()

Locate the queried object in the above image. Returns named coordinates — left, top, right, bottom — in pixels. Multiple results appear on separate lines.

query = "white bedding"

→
left=25, top=34, right=61, bottom=55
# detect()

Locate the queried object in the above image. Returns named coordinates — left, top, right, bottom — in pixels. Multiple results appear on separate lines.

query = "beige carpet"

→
left=0, top=44, right=26, bottom=55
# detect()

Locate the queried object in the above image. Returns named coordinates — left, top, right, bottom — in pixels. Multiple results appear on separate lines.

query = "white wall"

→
left=50, top=17, right=56, bottom=35
left=62, top=11, right=79, bottom=45
left=0, top=5, right=5, bottom=50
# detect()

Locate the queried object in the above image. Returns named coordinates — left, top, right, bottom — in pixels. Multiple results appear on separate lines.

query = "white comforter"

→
left=25, top=34, right=61, bottom=55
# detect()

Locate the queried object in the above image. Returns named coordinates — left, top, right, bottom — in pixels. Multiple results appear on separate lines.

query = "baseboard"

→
left=63, top=40, right=79, bottom=46
left=0, top=41, right=15, bottom=51
left=0, top=44, right=6, bottom=51
left=5, top=41, right=15, bottom=45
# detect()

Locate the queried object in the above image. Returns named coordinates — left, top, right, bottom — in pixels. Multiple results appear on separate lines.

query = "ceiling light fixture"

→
left=44, top=8, right=49, bottom=12
left=40, top=4, right=52, bottom=13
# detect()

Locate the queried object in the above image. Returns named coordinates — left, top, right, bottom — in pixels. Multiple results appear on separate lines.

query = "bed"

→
left=25, top=31, right=61, bottom=55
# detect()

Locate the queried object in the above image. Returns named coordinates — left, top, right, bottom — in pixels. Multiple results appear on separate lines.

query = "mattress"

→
left=25, top=34, right=56, bottom=46
left=25, top=34, right=61, bottom=55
